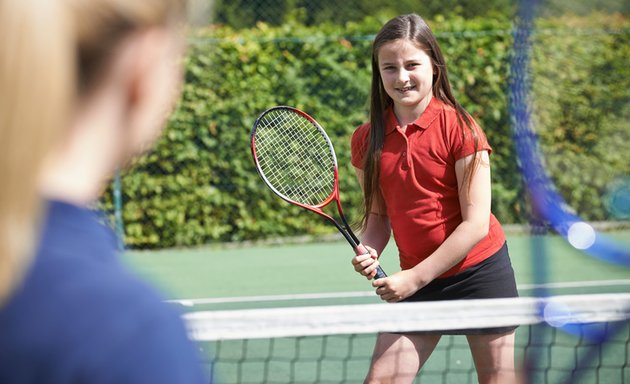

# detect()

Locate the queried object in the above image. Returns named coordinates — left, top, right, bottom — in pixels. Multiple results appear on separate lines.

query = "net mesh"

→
left=184, top=293, right=630, bottom=383
left=253, top=108, right=336, bottom=207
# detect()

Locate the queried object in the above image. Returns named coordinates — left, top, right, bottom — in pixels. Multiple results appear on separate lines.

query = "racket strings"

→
left=254, top=110, right=336, bottom=206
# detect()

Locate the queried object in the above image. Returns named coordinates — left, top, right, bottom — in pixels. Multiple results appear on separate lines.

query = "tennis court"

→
left=124, top=230, right=630, bottom=302
left=123, top=230, right=630, bottom=383
left=109, top=2, right=629, bottom=382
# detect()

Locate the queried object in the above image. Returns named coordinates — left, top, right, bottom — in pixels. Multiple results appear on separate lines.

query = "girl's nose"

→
left=396, top=69, right=410, bottom=82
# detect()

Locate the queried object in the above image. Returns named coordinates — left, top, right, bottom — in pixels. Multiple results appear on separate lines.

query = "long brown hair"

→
left=360, top=14, right=480, bottom=229
left=0, top=0, right=186, bottom=305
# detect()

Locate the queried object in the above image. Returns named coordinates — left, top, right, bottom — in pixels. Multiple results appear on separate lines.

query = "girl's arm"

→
left=373, top=150, right=492, bottom=301
left=351, top=167, right=392, bottom=280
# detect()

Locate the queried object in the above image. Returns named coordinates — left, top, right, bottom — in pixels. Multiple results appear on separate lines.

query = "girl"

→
left=0, top=1, right=207, bottom=382
left=350, top=14, right=519, bottom=384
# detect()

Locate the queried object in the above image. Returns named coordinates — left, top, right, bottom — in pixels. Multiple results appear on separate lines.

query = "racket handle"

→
left=355, top=244, right=387, bottom=279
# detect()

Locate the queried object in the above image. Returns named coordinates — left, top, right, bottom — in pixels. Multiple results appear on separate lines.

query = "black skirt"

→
left=400, top=242, right=519, bottom=335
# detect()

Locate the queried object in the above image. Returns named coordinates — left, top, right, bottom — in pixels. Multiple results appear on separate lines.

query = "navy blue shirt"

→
left=0, top=200, right=208, bottom=383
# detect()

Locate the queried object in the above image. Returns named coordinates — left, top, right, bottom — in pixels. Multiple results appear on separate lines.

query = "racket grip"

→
left=355, top=244, right=387, bottom=279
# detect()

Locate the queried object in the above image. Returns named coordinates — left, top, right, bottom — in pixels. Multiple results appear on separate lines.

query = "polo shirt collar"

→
left=384, top=97, right=443, bottom=135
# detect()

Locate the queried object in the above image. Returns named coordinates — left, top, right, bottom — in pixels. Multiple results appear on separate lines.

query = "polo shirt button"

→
left=402, top=151, right=407, bottom=157
left=402, top=164, right=410, bottom=170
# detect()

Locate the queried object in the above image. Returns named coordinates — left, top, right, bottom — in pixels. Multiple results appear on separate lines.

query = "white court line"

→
left=170, top=291, right=374, bottom=306
left=517, top=279, right=630, bottom=290
left=168, top=279, right=630, bottom=307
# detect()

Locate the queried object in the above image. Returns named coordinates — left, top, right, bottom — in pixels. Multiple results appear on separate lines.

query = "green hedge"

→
left=101, top=14, right=629, bottom=249
left=530, top=14, right=630, bottom=221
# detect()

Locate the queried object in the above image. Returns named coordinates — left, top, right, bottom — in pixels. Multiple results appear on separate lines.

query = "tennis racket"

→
left=251, top=106, right=387, bottom=280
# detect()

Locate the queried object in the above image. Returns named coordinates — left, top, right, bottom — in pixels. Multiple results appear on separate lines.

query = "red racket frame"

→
left=251, top=106, right=386, bottom=279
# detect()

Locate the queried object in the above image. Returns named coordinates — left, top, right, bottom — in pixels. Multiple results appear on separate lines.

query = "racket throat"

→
left=329, top=218, right=359, bottom=248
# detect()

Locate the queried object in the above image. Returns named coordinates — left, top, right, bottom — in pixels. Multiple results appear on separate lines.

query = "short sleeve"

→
left=448, top=115, right=492, bottom=161
left=351, top=123, right=370, bottom=169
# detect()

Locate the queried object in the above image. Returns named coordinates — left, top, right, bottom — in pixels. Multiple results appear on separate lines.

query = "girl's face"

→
left=377, top=39, right=434, bottom=114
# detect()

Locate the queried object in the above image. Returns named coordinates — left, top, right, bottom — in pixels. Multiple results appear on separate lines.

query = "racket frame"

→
left=251, top=106, right=386, bottom=279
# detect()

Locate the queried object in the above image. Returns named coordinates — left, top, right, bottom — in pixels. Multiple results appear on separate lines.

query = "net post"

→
left=113, top=170, right=125, bottom=251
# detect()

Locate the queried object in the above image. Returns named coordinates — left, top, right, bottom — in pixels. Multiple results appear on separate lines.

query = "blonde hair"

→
left=0, top=0, right=186, bottom=304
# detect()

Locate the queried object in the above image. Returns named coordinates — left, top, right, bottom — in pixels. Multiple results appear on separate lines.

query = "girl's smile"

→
left=396, top=85, right=416, bottom=93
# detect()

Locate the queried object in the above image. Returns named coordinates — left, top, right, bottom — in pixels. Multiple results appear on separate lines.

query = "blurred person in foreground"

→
left=0, top=0, right=208, bottom=382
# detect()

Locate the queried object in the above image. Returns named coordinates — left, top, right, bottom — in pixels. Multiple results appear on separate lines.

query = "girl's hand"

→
left=372, top=269, right=424, bottom=302
left=351, top=245, right=381, bottom=280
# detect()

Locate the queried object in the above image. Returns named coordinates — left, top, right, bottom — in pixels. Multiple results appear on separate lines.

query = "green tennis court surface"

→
left=122, top=231, right=630, bottom=383
left=123, top=231, right=630, bottom=304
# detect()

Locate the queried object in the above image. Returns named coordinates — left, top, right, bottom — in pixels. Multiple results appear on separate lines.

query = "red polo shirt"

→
left=351, top=98, right=506, bottom=277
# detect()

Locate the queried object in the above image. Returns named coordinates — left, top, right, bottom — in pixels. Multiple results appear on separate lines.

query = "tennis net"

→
left=184, top=293, right=630, bottom=383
